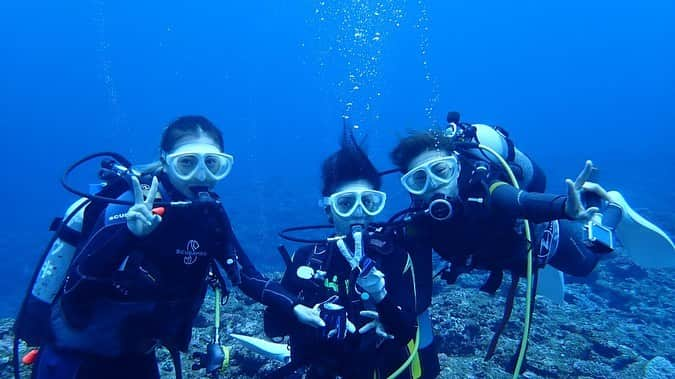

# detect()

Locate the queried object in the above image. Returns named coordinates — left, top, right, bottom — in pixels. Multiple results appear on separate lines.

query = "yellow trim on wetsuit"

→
left=488, top=180, right=509, bottom=196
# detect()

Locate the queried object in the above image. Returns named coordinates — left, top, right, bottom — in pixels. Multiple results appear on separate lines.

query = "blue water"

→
left=0, top=0, right=673, bottom=317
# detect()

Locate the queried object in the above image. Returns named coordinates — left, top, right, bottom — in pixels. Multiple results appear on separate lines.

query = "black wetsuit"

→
left=32, top=175, right=297, bottom=379
left=406, top=156, right=600, bottom=310
left=265, top=226, right=419, bottom=379
left=401, top=155, right=600, bottom=377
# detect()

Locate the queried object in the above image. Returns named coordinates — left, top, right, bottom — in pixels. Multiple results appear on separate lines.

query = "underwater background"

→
left=0, top=1, right=673, bottom=377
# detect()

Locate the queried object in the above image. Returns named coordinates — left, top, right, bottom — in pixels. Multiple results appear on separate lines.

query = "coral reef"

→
left=2, top=256, right=672, bottom=378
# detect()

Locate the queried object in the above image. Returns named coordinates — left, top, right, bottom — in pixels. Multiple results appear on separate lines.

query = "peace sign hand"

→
left=126, top=176, right=162, bottom=237
left=564, top=160, right=600, bottom=221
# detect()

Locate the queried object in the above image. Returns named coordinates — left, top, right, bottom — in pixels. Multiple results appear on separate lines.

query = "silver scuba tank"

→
left=447, top=123, right=536, bottom=188
left=31, top=197, right=89, bottom=304
left=461, top=123, right=512, bottom=163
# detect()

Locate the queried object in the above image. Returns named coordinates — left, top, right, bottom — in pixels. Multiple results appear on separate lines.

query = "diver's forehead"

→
left=334, top=180, right=374, bottom=193
left=170, top=134, right=222, bottom=153
left=407, top=150, right=450, bottom=172
left=170, top=142, right=221, bottom=155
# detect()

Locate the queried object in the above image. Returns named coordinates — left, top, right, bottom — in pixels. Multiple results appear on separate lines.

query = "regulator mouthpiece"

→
left=428, top=197, right=453, bottom=221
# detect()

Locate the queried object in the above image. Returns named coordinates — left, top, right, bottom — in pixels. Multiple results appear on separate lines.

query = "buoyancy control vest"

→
left=265, top=226, right=417, bottom=378
left=14, top=175, right=134, bottom=349
left=13, top=153, right=237, bottom=379
left=50, top=182, right=236, bottom=357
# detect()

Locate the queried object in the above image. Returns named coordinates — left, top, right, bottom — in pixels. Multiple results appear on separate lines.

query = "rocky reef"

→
left=2, top=255, right=673, bottom=379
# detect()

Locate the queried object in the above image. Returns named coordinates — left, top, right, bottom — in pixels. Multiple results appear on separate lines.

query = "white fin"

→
left=230, top=333, right=291, bottom=363
left=607, top=191, right=675, bottom=268
left=537, top=266, right=565, bottom=305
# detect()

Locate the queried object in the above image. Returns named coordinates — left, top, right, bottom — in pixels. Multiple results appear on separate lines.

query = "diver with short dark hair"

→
left=264, top=123, right=420, bottom=379
left=388, top=111, right=675, bottom=374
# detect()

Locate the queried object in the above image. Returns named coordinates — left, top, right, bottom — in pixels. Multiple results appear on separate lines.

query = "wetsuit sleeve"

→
left=487, top=180, right=569, bottom=223
left=217, top=211, right=298, bottom=314
left=375, top=252, right=418, bottom=345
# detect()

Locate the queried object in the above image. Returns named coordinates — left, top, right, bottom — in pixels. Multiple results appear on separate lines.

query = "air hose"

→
left=214, top=287, right=231, bottom=369
left=207, top=287, right=229, bottom=377
left=477, top=144, right=533, bottom=379
left=214, top=288, right=221, bottom=345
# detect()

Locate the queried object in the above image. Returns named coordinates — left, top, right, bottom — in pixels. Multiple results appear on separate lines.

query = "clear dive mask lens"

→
left=401, top=156, right=459, bottom=195
left=326, top=189, right=387, bottom=218
left=166, top=151, right=234, bottom=181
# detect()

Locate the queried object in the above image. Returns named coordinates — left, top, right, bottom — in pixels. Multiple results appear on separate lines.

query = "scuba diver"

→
left=387, top=111, right=675, bottom=375
left=263, top=124, right=420, bottom=379
left=14, top=116, right=323, bottom=379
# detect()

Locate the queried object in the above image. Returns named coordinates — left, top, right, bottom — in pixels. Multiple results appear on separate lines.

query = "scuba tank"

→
left=12, top=154, right=135, bottom=379
left=13, top=154, right=138, bottom=375
left=445, top=111, right=513, bottom=162
left=31, top=198, right=88, bottom=309
left=445, top=112, right=542, bottom=192
left=13, top=198, right=92, bottom=353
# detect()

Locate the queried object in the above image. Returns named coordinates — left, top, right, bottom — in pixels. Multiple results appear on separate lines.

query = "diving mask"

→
left=324, top=189, right=387, bottom=218
left=401, top=155, right=460, bottom=195
left=164, top=143, right=234, bottom=182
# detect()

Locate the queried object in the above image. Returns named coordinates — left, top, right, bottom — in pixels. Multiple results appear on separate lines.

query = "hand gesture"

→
left=126, top=176, right=162, bottom=237
left=293, top=304, right=326, bottom=328
left=581, top=181, right=611, bottom=201
left=564, top=160, right=600, bottom=221
left=356, top=268, right=387, bottom=303
left=358, top=310, right=394, bottom=340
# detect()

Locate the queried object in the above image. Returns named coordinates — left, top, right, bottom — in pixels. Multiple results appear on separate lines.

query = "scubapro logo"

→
left=176, top=239, right=207, bottom=265
left=108, top=213, right=127, bottom=222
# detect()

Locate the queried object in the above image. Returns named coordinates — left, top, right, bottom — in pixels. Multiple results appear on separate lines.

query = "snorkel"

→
left=328, top=184, right=373, bottom=281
